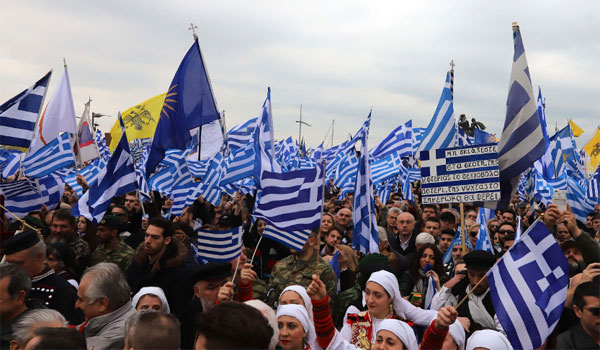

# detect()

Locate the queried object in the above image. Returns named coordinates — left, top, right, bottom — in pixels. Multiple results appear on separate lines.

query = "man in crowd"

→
left=320, top=227, right=342, bottom=257
left=557, top=281, right=600, bottom=349
left=438, top=229, right=455, bottom=255
left=0, top=263, right=31, bottom=348
left=335, top=208, right=353, bottom=242
left=8, top=309, right=66, bottom=350
left=127, top=217, right=194, bottom=322
left=501, top=209, right=516, bottom=224
left=75, top=262, right=136, bottom=350
left=2, top=230, right=82, bottom=324
left=423, top=217, right=442, bottom=240
left=91, top=215, right=136, bottom=272
left=388, top=212, right=417, bottom=257
left=48, top=209, right=90, bottom=272
left=383, top=207, right=401, bottom=237
left=440, top=211, right=458, bottom=231
left=125, top=311, right=181, bottom=350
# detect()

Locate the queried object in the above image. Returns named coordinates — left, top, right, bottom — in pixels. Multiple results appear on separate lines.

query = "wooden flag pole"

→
left=455, top=275, right=488, bottom=309
left=460, top=203, right=467, bottom=254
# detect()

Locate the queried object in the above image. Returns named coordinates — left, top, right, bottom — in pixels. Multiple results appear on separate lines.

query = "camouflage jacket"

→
left=91, top=240, right=136, bottom=272
left=265, top=250, right=337, bottom=308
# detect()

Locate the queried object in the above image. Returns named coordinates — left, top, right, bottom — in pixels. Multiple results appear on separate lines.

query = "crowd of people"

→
left=1, top=184, right=599, bottom=350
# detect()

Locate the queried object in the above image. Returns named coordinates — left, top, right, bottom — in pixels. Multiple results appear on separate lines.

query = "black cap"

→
left=193, top=262, right=232, bottom=282
left=97, top=215, right=122, bottom=230
left=560, top=240, right=579, bottom=252
left=217, top=215, right=232, bottom=227
left=464, top=250, right=496, bottom=271
left=1, top=230, right=41, bottom=255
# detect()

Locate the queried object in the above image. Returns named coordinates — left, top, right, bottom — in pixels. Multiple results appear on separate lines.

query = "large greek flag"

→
left=0, top=175, right=64, bottom=219
left=370, top=120, right=413, bottom=159
left=227, top=117, right=257, bottom=151
left=72, top=115, right=138, bottom=223
left=196, top=226, right=243, bottom=262
left=416, top=70, right=456, bottom=154
left=566, top=176, right=596, bottom=223
left=487, top=221, right=568, bottom=349
left=219, top=142, right=255, bottom=186
left=352, top=112, right=379, bottom=254
left=22, top=133, right=75, bottom=178
left=0, top=71, right=52, bottom=151
left=495, top=23, right=545, bottom=208
left=262, top=225, right=312, bottom=252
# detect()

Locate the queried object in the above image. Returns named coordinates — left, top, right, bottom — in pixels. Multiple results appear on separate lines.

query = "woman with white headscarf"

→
left=465, top=329, right=513, bottom=350
left=374, top=319, right=419, bottom=350
left=420, top=306, right=465, bottom=350
left=340, top=270, right=438, bottom=349
left=131, top=286, right=170, bottom=313
left=280, top=285, right=314, bottom=321
left=277, top=304, right=317, bottom=350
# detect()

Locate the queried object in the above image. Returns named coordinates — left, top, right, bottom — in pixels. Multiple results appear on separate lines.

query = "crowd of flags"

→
left=0, top=22, right=599, bottom=349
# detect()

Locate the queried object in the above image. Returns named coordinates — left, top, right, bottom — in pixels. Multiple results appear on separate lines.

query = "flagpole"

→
left=249, top=234, right=264, bottom=265
left=316, top=158, right=327, bottom=270
left=455, top=275, right=488, bottom=309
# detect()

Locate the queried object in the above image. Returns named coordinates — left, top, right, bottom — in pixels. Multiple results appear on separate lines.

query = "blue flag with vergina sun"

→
left=146, top=38, right=220, bottom=175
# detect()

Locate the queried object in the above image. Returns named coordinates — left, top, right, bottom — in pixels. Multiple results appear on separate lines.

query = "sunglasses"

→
left=452, top=247, right=462, bottom=252
left=584, top=307, right=600, bottom=316
left=498, top=230, right=515, bottom=235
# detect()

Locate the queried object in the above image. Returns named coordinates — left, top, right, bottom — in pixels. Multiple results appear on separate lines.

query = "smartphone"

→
left=409, top=292, right=422, bottom=303
left=553, top=189, right=567, bottom=211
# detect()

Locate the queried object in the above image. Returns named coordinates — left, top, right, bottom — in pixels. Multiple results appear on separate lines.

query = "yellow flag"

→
left=109, top=93, right=166, bottom=152
left=569, top=119, right=584, bottom=137
left=583, top=127, right=600, bottom=173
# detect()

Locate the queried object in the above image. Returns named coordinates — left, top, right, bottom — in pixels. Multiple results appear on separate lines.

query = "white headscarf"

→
left=466, top=329, right=513, bottom=350
left=375, top=319, right=418, bottom=350
left=276, top=304, right=316, bottom=347
left=131, top=287, right=170, bottom=313
left=366, top=270, right=405, bottom=318
left=448, top=321, right=466, bottom=350
left=280, top=285, right=314, bottom=321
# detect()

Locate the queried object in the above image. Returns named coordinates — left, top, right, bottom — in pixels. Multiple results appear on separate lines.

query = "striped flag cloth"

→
left=63, top=160, right=105, bottom=197
left=187, top=159, right=210, bottom=178
left=487, top=221, right=568, bottom=349
left=442, top=229, right=474, bottom=264
left=412, top=127, right=426, bottom=152
left=370, top=120, right=413, bottom=159
left=72, top=114, right=138, bottom=223
left=494, top=23, right=546, bottom=208
left=566, top=176, right=596, bottom=223
left=22, top=133, right=75, bottom=178
left=196, top=226, right=243, bottom=262
left=253, top=88, right=281, bottom=188
left=219, top=142, right=255, bottom=186
left=416, top=70, right=456, bottom=154
left=533, top=87, right=555, bottom=180
left=0, top=150, right=21, bottom=178
left=352, top=112, right=379, bottom=254
left=226, top=117, right=257, bottom=151
left=587, top=166, right=599, bottom=202
left=333, top=155, right=358, bottom=191
left=0, top=71, right=52, bottom=151
left=262, top=225, right=312, bottom=251
left=254, top=165, right=324, bottom=232
left=371, top=153, right=402, bottom=184
left=147, top=149, right=194, bottom=216
left=475, top=208, right=496, bottom=252
left=199, top=153, right=225, bottom=206
left=0, top=175, right=64, bottom=219
left=95, top=129, right=111, bottom=162
left=455, top=123, right=472, bottom=147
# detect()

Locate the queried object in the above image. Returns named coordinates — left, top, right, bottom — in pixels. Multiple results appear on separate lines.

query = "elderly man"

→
left=125, top=312, right=181, bottom=350
left=75, top=262, right=136, bottom=350
left=383, top=207, right=401, bottom=237
left=2, top=230, right=81, bottom=324
left=0, top=263, right=31, bottom=348
left=388, top=212, right=417, bottom=257
left=335, top=208, right=353, bottom=242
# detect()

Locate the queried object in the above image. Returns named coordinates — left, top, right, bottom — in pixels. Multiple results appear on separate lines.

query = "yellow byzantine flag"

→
left=569, top=119, right=584, bottom=137
left=583, top=126, right=600, bottom=173
left=109, top=92, right=166, bottom=152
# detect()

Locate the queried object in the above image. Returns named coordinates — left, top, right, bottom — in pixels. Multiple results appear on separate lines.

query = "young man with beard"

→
left=126, top=217, right=194, bottom=323
left=48, top=209, right=90, bottom=273
left=562, top=240, right=586, bottom=277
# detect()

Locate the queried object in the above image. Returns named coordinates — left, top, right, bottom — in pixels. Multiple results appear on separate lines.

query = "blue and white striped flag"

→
left=196, top=226, right=243, bottom=262
left=370, top=120, right=413, bottom=159
left=371, top=153, right=402, bottom=184
left=587, top=166, right=599, bottom=202
left=254, top=165, right=324, bottom=232
left=416, top=70, right=456, bottom=154
left=487, top=221, right=568, bottom=349
left=0, top=150, right=21, bottom=178
left=227, top=117, right=257, bottom=151
left=443, top=229, right=473, bottom=264
left=0, top=71, right=52, bottom=151
left=533, top=87, right=555, bottom=180
left=352, top=112, right=379, bottom=254
left=495, top=23, right=546, bottom=208
left=262, top=225, right=312, bottom=251
left=0, top=175, right=64, bottom=219
left=219, top=142, right=255, bottom=186
left=253, top=88, right=281, bottom=188
left=63, top=160, right=105, bottom=197
left=455, top=123, right=472, bottom=147
left=333, top=155, right=358, bottom=191
left=475, top=208, right=496, bottom=252
left=22, top=133, right=75, bottom=178
left=566, top=176, right=596, bottom=223
left=72, top=114, right=138, bottom=223
left=95, top=129, right=111, bottom=162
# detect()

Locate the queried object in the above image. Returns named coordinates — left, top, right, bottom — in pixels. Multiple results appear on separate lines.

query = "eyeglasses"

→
left=497, top=230, right=514, bottom=235
left=452, top=247, right=462, bottom=252
left=584, top=307, right=600, bottom=316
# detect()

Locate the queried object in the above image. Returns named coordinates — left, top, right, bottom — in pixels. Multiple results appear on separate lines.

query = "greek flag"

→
left=95, top=129, right=111, bottom=163
left=333, top=155, right=358, bottom=190
left=196, top=226, right=243, bottom=262
left=72, top=115, right=138, bottom=223
left=0, top=175, right=64, bottom=219
left=533, top=87, right=555, bottom=180
left=550, top=125, right=578, bottom=179
left=0, top=71, right=52, bottom=151
left=187, top=159, right=210, bottom=178
left=63, top=160, right=105, bottom=197
left=371, top=153, right=402, bottom=184
left=227, top=117, right=257, bottom=151
left=0, top=150, right=21, bottom=178
left=219, top=142, right=255, bottom=186
left=262, top=225, right=312, bottom=251
left=587, top=166, right=599, bottom=202
left=370, top=120, right=413, bottom=159
left=416, top=70, right=456, bottom=154
left=443, top=229, right=473, bottom=264
left=495, top=24, right=545, bottom=208
left=455, top=123, right=472, bottom=147
left=352, top=113, right=379, bottom=254
left=147, top=149, right=194, bottom=216
left=566, top=176, right=596, bottom=223
left=199, top=153, right=224, bottom=206
left=22, top=133, right=75, bottom=178
left=376, top=179, right=396, bottom=204
left=253, top=88, right=281, bottom=187
left=475, top=208, right=495, bottom=252
left=254, top=165, right=323, bottom=232
left=413, top=127, right=426, bottom=151
left=487, top=221, right=568, bottom=349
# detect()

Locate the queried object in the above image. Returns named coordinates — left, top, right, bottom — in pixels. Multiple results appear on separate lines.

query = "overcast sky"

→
left=2, top=1, right=599, bottom=149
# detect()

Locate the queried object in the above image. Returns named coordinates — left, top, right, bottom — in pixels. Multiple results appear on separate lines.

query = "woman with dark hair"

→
left=45, top=243, right=79, bottom=288
left=76, top=216, right=97, bottom=253
left=245, top=219, right=290, bottom=280
left=406, top=243, right=448, bottom=307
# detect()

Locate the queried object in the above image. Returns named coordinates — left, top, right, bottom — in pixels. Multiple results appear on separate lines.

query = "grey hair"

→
left=0, top=263, right=31, bottom=298
left=388, top=207, right=402, bottom=215
left=12, top=309, right=66, bottom=346
left=377, top=226, right=388, bottom=243
left=245, top=300, right=278, bottom=350
left=83, top=262, right=131, bottom=310
left=29, top=240, right=46, bottom=260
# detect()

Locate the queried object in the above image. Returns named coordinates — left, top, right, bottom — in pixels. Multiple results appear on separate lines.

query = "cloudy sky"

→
left=2, top=1, right=599, bottom=149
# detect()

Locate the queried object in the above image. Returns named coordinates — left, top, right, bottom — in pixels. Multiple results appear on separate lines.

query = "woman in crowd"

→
left=406, top=243, right=448, bottom=307
left=276, top=304, right=316, bottom=350
left=320, top=213, right=336, bottom=238
left=76, top=216, right=97, bottom=252
left=341, top=270, right=438, bottom=349
left=279, top=285, right=313, bottom=321
left=131, top=286, right=171, bottom=313
left=45, top=242, right=79, bottom=289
